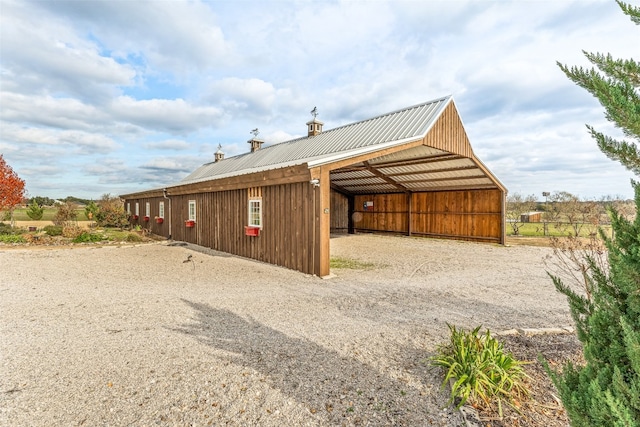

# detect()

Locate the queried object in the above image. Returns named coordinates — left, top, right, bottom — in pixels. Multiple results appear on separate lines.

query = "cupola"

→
left=214, top=144, right=224, bottom=162
left=248, top=128, right=264, bottom=152
left=306, top=106, right=323, bottom=137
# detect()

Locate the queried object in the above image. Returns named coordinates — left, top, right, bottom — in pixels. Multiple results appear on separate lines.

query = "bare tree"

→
left=506, top=193, right=537, bottom=235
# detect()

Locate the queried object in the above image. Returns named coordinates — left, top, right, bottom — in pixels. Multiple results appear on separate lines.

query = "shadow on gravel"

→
left=173, top=299, right=461, bottom=426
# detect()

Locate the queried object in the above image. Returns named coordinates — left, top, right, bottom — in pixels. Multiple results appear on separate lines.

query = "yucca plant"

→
left=432, top=324, right=529, bottom=416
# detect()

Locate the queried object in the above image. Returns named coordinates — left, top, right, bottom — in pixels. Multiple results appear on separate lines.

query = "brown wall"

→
left=347, top=189, right=504, bottom=242
left=126, top=197, right=170, bottom=237
left=127, top=181, right=319, bottom=275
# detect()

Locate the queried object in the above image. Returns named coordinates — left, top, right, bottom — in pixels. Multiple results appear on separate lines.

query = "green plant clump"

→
left=0, top=234, right=27, bottom=244
left=43, top=225, right=63, bottom=236
left=431, top=324, right=529, bottom=415
left=72, top=232, right=103, bottom=243
left=0, top=222, right=14, bottom=235
left=125, top=232, right=143, bottom=242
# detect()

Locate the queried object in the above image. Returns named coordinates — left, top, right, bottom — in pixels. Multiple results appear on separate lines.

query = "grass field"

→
left=507, top=222, right=613, bottom=238
left=6, top=208, right=86, bottom=221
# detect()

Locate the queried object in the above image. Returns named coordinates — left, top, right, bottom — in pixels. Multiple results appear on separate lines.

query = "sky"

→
left=0, top=0, right=637, bottom=201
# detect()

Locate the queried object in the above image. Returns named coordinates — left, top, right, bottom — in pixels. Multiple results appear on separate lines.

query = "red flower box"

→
left=144, top=216, right=150, bottom=222
left=244, top=226, right=260, bottom=236
left=185, top=220, right=195, bottom=228
left=156, top=217, right=164, bottom=224
left=132, top=215, right=139, bottom=220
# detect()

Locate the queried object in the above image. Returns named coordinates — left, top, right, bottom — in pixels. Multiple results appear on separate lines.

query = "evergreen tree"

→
left=26, top=200, right=44, bottom=220
left=557, top=1, right=640, bottom=175
left=549, top=2, right=640, bottom=426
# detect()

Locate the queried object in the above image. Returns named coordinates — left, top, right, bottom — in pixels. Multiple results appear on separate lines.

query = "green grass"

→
left=507, top=222, right=613, bottom=238
left=330, top=256, right=376, bottom=270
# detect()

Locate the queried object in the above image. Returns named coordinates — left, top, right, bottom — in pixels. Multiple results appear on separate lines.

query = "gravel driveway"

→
left=0, top=234, right=571, bottom=426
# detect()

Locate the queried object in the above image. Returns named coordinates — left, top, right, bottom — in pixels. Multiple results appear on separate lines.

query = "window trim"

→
left=126, top=202, right=131, bottom=214
left=145, top=202, right=150, bottom=217
left=248, top=198, right=262, bottom=228
left=135, top=202, right=139, bottom=216
left=159, top=201, right=165, bottom=219
left=188, top=200, right=196, bottom=221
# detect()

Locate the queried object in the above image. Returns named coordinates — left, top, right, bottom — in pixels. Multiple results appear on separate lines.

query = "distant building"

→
left=520, top=212, right=543, bottom=223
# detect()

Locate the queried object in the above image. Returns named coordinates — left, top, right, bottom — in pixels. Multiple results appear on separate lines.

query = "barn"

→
left=121, top=95, right=506, bottom=277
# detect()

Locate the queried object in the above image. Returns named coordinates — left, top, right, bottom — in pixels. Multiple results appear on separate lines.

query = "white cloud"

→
left=109, top=96, right=226, bottom=134
left=0, top=0, right=636, bottom=199
left=1, top=1, right=136, bottom=100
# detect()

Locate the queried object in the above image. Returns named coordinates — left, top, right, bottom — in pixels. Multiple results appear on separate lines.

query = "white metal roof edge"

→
left=306, top=135, right=425, bottom=168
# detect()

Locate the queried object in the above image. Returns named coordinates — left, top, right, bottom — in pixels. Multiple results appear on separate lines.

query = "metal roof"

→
left=177, top=95, right=452, bottom=186
left=122, top=95, right=504, bottom=198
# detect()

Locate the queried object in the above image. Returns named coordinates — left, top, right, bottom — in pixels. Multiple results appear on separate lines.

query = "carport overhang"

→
left=308, top=137, right=506, bottom=277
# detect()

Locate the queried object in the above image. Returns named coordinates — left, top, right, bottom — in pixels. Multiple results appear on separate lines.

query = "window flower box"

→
left=156, top=217, right=164, bottom=224
left=244, top=226, right=260, bottom=236
left=132, top=215, right=139, bottom=220
left=185, top=220, right=196, bottom=228
left=144, top=216, right=150, bottom=222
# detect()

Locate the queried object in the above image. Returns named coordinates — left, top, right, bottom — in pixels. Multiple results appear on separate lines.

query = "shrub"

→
left=95, top=194, right=129, bottom=228
left=432, top=324, right=529, bottom=415
left=125, top=232, right=142, bottom=242
left=62, top=225, right=84, bottom=239
left=53, top=201, right=78, bottom=226
left=546, top=186, right=640, bottom=426
left=43, top=225, right=63, bottom=236
left=72, top=232, right=103, bottom=243
left=26, top=200, right=44, bottom=220
left=0, top=222, right=13, bottom=235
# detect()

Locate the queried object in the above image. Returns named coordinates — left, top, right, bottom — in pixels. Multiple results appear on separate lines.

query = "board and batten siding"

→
left=159, top=181, right=317, bottom=274
left=346, top=189, right=503, bottom=243
left=127, top=196, right=170, bottom=237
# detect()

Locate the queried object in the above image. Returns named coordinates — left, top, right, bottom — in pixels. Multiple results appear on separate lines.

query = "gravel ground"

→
left=0, top=234, right=572, bottom=426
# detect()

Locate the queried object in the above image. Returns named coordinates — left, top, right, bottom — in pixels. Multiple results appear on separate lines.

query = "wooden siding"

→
left=422, top=102, right=472, bottom=157
left=126, top=196, right=171, bottom=238
left=127, top=181, right=319, bottom=275
left=352, top=189, right=503, bottom=242
left=330, top=190, right=349, bottom=232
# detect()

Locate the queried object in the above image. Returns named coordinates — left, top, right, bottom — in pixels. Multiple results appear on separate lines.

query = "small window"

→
left=145, top=202, right=150, bottom=217
left=248, top=199, right=262, bottom=228
left=188, top=200, right=196, bottom=221
left=159, top=201, right=165, bottom=219
left=309, top=124, right=313, bottom=132
left=135, top=202, right=140, bottom=216
left=126, top=202, right=131, bottom=214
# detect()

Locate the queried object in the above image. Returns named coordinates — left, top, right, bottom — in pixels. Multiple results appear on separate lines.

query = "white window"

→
left=145, top=202, right=150, bottom=217
left=135, top=202, right=139, bottom=216
left=159, top=201, right=164, bottom=218
left=248, top=199, right=262, bottom=228
left=188, top=200, right=196, bottom=221
left=126, top=202, right=131, bottom=214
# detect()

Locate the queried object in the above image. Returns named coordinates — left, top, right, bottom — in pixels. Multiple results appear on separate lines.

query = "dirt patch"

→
left=471, top=332, right=583, bottom=427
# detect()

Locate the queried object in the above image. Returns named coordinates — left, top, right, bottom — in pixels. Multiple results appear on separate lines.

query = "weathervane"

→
left=217, top=143, right=222, bottom=151
left=250, top=128, right=259, bottom=138
left=310, top=106, right=318, bottom=119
